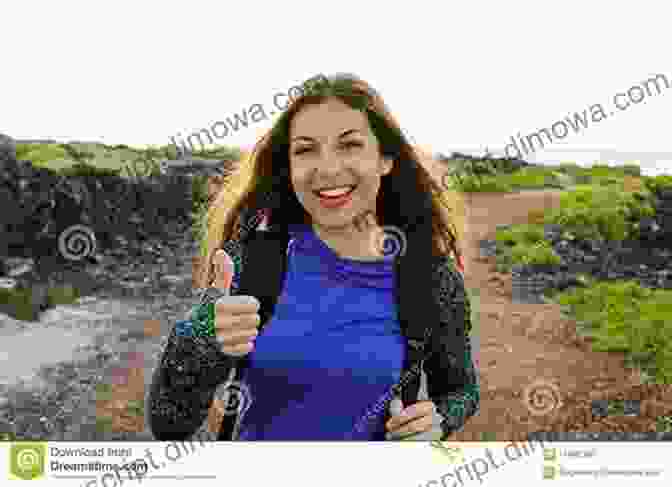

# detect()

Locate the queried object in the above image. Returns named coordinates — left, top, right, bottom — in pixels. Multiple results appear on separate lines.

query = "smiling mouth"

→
left=313, top=185, right=357, bottom=199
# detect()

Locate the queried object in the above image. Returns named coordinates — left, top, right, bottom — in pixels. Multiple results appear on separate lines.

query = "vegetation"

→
left=548, top=280, right=672, bottom=384
left=509, top=240, right=562, bottom=266
left=658, top=416, right=672, bottom=433
left=442, top=156, right=656, bottom=195
left=492, top=224, right=560, bottom=272
left=485, top=170, right=669, bottom=382
left=543, top=185, right=656, bottom=242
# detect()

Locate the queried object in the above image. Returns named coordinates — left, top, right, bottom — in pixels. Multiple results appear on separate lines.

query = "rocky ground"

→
left=0, top=218, right=202, bottom=441
left=479, top=225, right=672, bottom=304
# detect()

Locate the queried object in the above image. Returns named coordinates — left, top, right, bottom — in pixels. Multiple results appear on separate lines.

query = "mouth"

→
left=312, top=185, right=357, bottom=199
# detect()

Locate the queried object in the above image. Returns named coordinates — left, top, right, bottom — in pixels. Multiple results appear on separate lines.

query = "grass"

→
left=0, top=283, right=81, bottom=322
left=95, top=383, right=114, bottom=402
left=444, top=159, right=654, bottom=194
left=15, top=141, right=240, bottom=177
left=657, top=415, right=672, bottom=433
left=95, top=415, right=115, bottom=433
left=547, top=279, right=672, bottom=384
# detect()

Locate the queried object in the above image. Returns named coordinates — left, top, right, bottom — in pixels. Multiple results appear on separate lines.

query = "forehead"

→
left=290, top=98, right=371, bottom=140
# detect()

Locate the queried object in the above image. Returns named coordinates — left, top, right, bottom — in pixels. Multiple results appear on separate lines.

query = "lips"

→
left=313, top=185, right=356, bottom=199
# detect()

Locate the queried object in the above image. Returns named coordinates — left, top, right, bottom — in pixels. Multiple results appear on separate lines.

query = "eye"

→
left=342, top=141, right=363, bottom=150
left=293, top=146, right=312, bottom=155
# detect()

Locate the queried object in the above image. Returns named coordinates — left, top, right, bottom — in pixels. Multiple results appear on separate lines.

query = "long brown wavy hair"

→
left=196, top=72, right=462, bottom=289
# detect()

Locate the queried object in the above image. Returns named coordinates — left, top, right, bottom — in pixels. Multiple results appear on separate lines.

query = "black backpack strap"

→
left=217, top=227, right=289, bottom=440
left=394, top=229, right=440, bottom=408
left=236, top=228, right=290, bottom=330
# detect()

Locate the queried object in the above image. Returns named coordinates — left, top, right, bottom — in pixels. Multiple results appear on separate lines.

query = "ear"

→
left=379, top=156, right=394, bottom=176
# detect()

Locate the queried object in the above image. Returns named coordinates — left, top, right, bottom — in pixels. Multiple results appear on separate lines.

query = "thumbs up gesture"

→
left=210, top=249, right=261, bottom=357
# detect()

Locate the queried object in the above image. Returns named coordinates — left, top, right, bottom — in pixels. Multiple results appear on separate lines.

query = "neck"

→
left=312, top=218, right=385, bottom=261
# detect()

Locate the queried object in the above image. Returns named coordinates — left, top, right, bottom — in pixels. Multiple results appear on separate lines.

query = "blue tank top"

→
left=236, top=223, right=405, bottom=440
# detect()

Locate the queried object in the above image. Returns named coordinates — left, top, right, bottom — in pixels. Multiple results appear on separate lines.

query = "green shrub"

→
left=553, top=280, right=672, bottom=383
left=58, top=162, right=121, bottom=178
left=658, top=416, right=672, bottom=433
left=494, top=250, right=515, bottom=273
left=47, top=284, right=80, bottom=306
left=192, top=174, right=209, bottom=207
left=545, top=185, right=653, bottom=241
left=644, top=174, right=672, bottom=195
left=192, top=199, right=210, bottom=255
left=453, top=174, right=512, bottom=193
left=503, top=166, right=565, bottom=189
left=574, top=174, right=592, bottom=184
left=598, top=176, right=622, bottom=186
left=555, top=162, right=583, bottom=176
left=191, top=145, right=241, bottom=161
left=621, top=164, right=641, bottom=177
left=0, top=286, right=38, bottom=321
left=495, top=224, right=545, bottom=247
left=510, top=240, right=561, bottom=266
left=15, top=143, right=69, bottom=166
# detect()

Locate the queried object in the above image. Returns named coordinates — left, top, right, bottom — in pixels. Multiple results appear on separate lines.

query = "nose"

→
left=314, top=149, right=347, bottom=176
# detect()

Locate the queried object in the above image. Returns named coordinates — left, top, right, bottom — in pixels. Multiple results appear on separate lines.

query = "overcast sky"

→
left=3, top=0, right=671, bottom=175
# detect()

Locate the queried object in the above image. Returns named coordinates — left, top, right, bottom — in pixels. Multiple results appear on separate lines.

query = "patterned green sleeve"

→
left=427, top=255, right=480, bottom=439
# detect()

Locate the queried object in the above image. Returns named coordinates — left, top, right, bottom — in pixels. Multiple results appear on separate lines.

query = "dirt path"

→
left=452, top=190, right=671, bottom=441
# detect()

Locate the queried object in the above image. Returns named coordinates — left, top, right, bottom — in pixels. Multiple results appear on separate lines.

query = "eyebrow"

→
left=291, top=129, right=363, bottom=144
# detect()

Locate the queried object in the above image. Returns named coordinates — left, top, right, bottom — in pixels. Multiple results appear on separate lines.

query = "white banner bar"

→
left=2, top=441, right=670, bottom=485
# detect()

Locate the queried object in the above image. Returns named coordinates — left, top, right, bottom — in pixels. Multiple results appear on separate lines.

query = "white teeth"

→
left=316, top=186, right=354, bottom=197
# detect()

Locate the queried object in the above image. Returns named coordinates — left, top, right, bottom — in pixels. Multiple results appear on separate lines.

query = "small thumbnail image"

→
left=543, top=464, right=557, bottom=480
left=543, top=448, right=557, bottom=462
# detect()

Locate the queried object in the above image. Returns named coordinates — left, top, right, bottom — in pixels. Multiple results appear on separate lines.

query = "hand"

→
left=385, top=397, right=442, bottom=440
left=211, top=249, right=261, bottom=357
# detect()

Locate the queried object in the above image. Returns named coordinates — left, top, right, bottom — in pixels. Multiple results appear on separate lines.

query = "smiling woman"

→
left=148, top=72, right=479, bottom=441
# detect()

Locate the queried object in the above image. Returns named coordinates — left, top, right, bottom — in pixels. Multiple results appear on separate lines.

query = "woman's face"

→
left=288, top=98, right=393, bottom=230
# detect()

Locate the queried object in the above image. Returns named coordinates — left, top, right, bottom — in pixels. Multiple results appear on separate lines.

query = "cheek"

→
left=356, top=171, right=382, bottom=201
left=290, top=166, right=309, bottom=198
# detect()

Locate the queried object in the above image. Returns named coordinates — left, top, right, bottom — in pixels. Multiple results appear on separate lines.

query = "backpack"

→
left=216, top=218, right=453, bottom=440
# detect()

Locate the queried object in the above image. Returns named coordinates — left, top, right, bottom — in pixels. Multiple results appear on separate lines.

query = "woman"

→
left=148, top=72, right=478, bottom=441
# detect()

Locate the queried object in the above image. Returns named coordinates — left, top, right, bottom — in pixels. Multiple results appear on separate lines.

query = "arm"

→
left=147, top=243, right=245, bottom=441
left=425, top=255, right=480, bottom=440
left=147, top=323, right=236, bottom=440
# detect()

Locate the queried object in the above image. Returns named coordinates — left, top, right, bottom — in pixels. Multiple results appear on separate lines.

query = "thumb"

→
left=389, top=397, right=404, bottom=417
left=212, top=249, right=235, bottom=294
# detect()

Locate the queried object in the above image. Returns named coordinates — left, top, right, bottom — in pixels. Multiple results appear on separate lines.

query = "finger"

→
left=386, top=414, right=434, bottom=438
left=389, top=397, right=404, bottom=418
left=215, top=313, right=261, bottom=332
left=217, top=328, right=259, bottom=346
left=212, top=249, right=235, bottom=294
left=215, top=295, right=260, bottom=315
left=224, top=342, right=255, bottom=356
left=387, top=401, right=434, bottom=429
left=388, top=425, right=442, bottom=441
